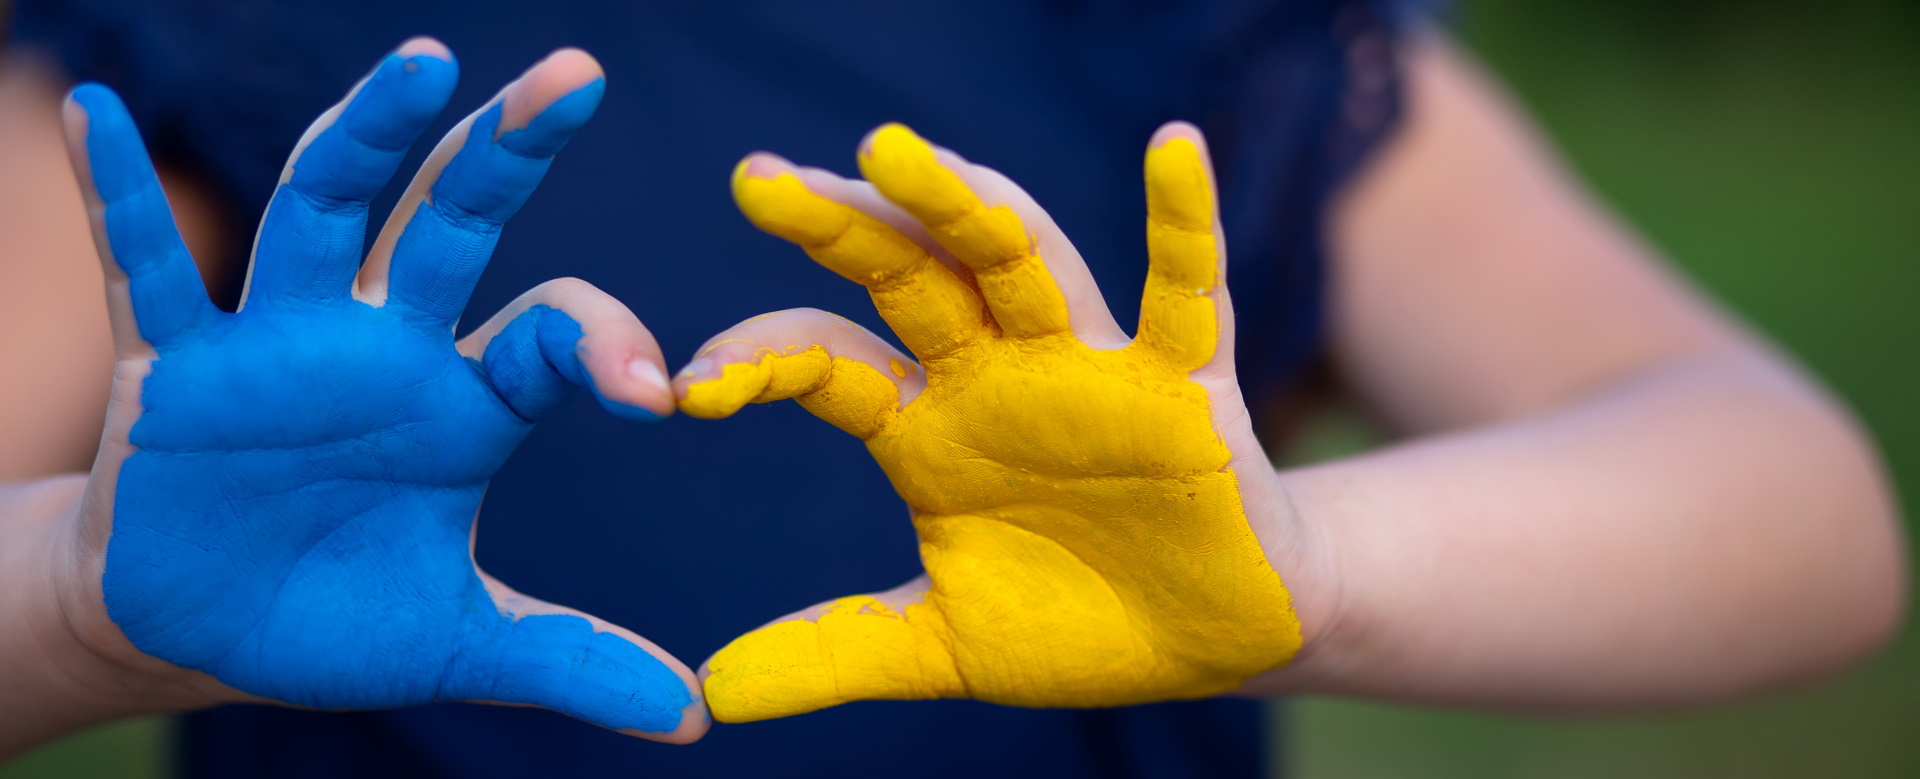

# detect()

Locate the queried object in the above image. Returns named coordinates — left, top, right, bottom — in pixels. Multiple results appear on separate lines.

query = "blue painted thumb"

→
left=477, top=304, right=658, bottom=422
left=441, top=605, right=695, bottom=734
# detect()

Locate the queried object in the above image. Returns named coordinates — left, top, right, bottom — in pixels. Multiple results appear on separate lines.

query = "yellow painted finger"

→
left=732, top=162, right=989, bottom=360
left=704, top=595, right=965, bottom=723
left=859, top=124, right=1071, bottom=339
left=679, top=345, right=901, bottom=440
left=1131, top=136, right=1223, bottom=371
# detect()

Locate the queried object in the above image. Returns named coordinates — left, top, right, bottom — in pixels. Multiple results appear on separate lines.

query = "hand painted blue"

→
left=478, top=303, right=661, bottom=423
left=78, top=50, right=687, bottom=733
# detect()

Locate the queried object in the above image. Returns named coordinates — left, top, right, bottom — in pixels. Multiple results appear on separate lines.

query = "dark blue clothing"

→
left=10, top=2, right=1420, bottom=777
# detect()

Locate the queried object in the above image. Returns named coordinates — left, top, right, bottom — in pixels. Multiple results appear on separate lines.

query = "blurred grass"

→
left=5, top=1, right=1916, bottom=777
left=1290, top=0, right=1920, bottom=777
left=0, top=718, right=166, bottom=779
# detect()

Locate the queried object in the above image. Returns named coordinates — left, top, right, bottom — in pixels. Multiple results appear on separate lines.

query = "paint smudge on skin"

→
left=694, top=126, right=1300, bottom=722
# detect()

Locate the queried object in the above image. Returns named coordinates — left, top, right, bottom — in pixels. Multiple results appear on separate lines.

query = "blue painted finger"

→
left=69, top=84, right=216, bottom=347
left=444, top=607, right=693, bottom=734
left=387, top=79, right=605, bottom=324
left=247, top=47, right=458, bottom=305
left=477, top=304, right=660, bottom=422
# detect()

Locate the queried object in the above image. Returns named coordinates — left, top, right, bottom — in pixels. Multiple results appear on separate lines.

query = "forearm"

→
left=0, top=477, right=122, bottom=758
left=1254, top=348, right=1905, bottom=710
left=0, top=477, right=216, bottom=760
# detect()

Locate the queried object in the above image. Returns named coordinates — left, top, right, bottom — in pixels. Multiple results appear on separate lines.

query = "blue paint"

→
left=250, top=50, right=458, bottom=304
left=479, top=304, right=659, bottom=423
left=384, top=80, right=607, bottom=325
left=78, top=51, right=688, bottom=732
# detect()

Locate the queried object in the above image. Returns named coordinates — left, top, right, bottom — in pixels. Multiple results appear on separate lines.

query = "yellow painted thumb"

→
left=703, top=596, right=966, bottom=723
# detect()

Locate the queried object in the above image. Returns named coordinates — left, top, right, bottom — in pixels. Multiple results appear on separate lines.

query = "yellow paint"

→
left=698, top=127, right=1299, bottom=723
left=888, top=358, right=907, bottom=378
left=681, top=345, right=899, bottom=440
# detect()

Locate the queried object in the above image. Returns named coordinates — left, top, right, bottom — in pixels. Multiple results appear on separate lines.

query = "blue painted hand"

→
left=60, top=40, right=704, bottom=740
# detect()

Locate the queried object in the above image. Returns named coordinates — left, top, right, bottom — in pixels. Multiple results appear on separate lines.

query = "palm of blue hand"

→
left=107, top=304, right=523, bottom=708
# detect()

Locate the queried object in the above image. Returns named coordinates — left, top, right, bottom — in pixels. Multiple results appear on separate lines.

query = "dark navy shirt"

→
left=10, top=2, right=1420, bottom=776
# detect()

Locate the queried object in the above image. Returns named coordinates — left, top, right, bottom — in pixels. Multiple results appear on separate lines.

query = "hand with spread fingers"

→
left=56, top=40, right=705, bottom=740
left=680, top=123, right=1309, bottom=723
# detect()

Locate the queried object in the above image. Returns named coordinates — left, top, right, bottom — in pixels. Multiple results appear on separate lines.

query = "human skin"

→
left=0, top=29, right=1906, bottom=756
left=677, top=35, right=1905, bottom=720
left=0, top=40, right=707, bottom=758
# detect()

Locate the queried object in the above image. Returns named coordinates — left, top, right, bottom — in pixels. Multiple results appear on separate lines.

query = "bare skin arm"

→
left=1245, top=34, right=1906, bottom=709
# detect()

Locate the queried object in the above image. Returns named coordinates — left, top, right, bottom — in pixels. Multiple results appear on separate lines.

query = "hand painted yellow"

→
left=693, top=127, right=1300, bottom=722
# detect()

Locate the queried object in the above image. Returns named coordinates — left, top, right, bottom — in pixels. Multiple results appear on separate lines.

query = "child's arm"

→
left=1242, top=34, right=1904, bottom=708
left=679, top=37, right=1901, bottom=722
left=0, top=40, right=706, bottom=759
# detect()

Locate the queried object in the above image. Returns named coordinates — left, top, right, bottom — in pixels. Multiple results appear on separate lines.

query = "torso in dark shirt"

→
left=9, top=1, right=1417, bottom=776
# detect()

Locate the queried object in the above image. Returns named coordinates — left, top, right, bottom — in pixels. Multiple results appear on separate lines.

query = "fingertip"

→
left=670, top=357, right=715, bottom=401
left=539, top=47, right=606, bottom=86
left=731, top=159, right=852, bottom=246
left=586, top=357, right=672, bottom=422
left=627, top=356, right=672, bottom=395
left=1148, top=120, right=1208, bottom=153
left=629, top=697, right=711, bottom=744
left=734, top=152, right=794, bottom=184
left=65, top=82, right=120, bottom=115
left=511, top=47, right=605, bottom=111
left=329, top=43, right=458, bottom=154
left=63, top=83, right=118, bottom=145
left=395, top=35, right=453, bottom=62
left=62, top=84, right=152, bottom=201
left=675, top=341, right=772, bottom=419
left=495, top=49, right=606, bottom=152
left=859, top=121, right=919, bottom=160
left=1145, top=124, right=1217, bottom=230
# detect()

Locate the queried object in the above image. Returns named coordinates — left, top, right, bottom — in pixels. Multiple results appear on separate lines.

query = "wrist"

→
left=1239, top=464, right=1357, bottom=695
left=2, top=476, right=231, bottom=757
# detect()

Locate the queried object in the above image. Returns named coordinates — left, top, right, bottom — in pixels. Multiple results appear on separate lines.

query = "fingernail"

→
left=678, top=357, right=713, bottom=381
left=629, top=358, right=668, bottom=392
left=395, top=36, right=452, bottom=62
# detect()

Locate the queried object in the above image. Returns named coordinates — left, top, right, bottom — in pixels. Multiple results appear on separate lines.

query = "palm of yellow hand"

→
left=691, top=124, right=1300, bottom=722
left=873, top=335, right=1297, bottom=706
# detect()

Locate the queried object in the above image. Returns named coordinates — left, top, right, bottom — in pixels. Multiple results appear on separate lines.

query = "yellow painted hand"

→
left=680, top=123, right=1301, bottom=723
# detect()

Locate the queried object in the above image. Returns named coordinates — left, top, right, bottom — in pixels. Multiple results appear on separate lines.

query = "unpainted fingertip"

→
left=674, top=357, right=717, bottom=394
left=497, top=49, right=606, bottom=136
left=1152, top=118, right=1198, bottom=145
left=395, top=36, right=453, bottom=62
left=528, top=47, right=605, bottom=91
left=628, top=357, right=669, bottom=393
left=733, top=153, right=793, bottom=184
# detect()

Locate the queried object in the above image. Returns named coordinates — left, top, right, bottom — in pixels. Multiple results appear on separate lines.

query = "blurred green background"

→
left=4, top=0, right=1916, bottom=776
